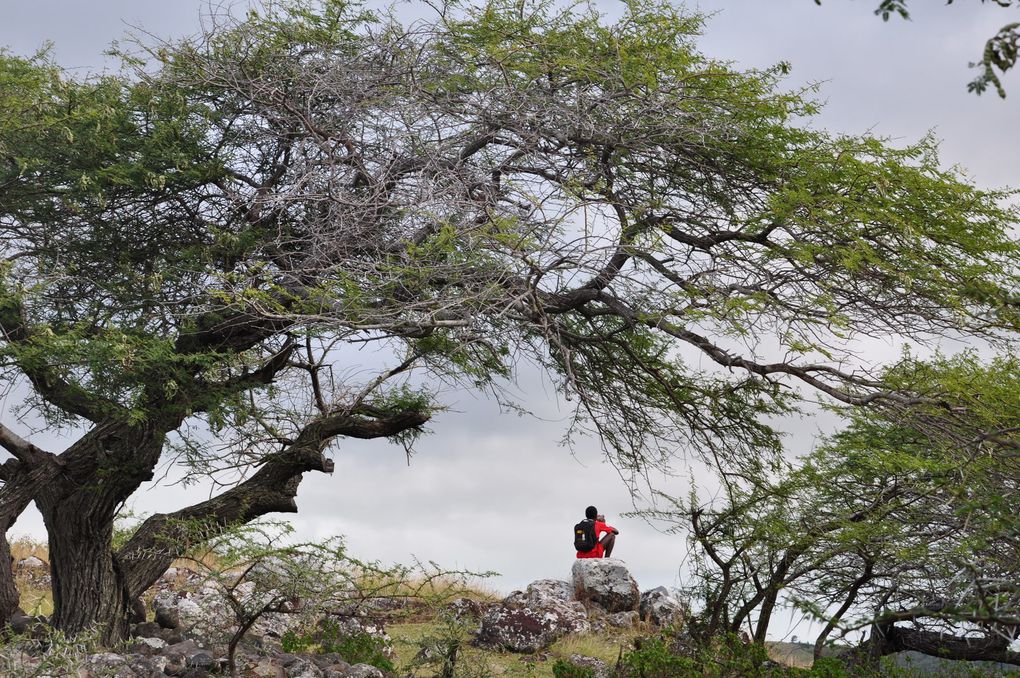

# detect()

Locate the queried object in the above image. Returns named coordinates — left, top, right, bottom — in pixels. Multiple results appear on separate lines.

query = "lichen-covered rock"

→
left=346, top=664, right=385, bottom=678
left=607, top=610, right=639, bottom=628
left=571, top=559, right=640, bottom=613
left=475, top=587, right=590, bottom=653
left=520, top=579, right=573, bottom=604
left=285, top=657, right=324, bottom=678
left=445, top=596, right=491, bottom=622
left=639, top=586, right=687, bottom=627
left=567, top=653, right=611, bottom=678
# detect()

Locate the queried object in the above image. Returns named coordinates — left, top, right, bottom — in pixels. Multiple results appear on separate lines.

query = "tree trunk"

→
left=0, top=458, right=62, bottom=621
left=45, top=506, right=131, bottom=641
left=35, top=421, right=165, bottom=641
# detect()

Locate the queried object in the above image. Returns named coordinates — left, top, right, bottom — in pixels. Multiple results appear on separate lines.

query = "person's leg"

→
left=600, top=532, right=616, bottom=558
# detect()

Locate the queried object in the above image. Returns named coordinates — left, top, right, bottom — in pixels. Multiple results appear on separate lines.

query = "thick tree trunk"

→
left=45, top=507, right=131, bottom=641
left=35, top=421, right=165, bottom=641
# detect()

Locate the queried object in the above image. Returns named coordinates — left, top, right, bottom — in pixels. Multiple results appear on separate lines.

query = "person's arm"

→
left=597, top=521, right=619, bottom=536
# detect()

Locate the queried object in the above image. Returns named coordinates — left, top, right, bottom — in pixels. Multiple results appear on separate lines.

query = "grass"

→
left=389, top=620, right=646, bottom=678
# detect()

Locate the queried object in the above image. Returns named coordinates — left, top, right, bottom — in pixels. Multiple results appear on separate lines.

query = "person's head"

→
left=585, top=506, right=598, bottom=519
left=596, top=514, right=605, bottom=522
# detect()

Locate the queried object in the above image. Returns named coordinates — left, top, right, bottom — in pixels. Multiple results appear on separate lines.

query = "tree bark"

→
left=34, top=420, right=166, bottom=641
left=879, top=625, right=1020, bottom=665
left=45, top=509, right=132, bottom=641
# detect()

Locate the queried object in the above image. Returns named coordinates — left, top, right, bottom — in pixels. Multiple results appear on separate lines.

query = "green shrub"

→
left=552, top=659, right=596, bottom=678
left=280, top=619, right=394, bottom=674
left=616, top=636, right=698, bottom=677
left=319, top=621, right=395, bottom=674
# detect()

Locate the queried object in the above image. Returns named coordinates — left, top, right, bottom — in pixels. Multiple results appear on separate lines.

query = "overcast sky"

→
left=2, top=0, right=1018, bottom=642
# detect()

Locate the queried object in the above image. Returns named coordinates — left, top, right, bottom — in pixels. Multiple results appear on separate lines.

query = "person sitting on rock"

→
left=576, top=505, right=619, bottom=559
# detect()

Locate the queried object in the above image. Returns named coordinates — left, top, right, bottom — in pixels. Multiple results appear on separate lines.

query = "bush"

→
left=552, top=659, right=597, bottom=678
left=616, top=636, right=698, bottom=677
left=280, top=619, right=394, bottom=673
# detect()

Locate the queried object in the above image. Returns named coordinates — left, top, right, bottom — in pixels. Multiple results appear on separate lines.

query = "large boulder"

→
left=571, top=559, right=640, bottom=614
left=639, top=586, right=687, bottom=627
left=476, top=581, right=590, bottom=653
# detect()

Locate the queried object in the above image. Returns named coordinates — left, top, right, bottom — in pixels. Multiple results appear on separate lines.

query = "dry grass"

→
left=9, top=536, right=48, bottom=564
left=388, top=620, right=645, bottom=678
left=767, top=641, right=816, bottom=669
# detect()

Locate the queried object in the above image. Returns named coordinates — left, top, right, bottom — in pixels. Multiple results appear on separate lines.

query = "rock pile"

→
left=476, top=559, right=686, bottom=654
left=2, top=557, right=687, bottom=674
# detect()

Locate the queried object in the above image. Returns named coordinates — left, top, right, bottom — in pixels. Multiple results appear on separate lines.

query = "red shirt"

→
left=576, top=519, right=616, bottom=558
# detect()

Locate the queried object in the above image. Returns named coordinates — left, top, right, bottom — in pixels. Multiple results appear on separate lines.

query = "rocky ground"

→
left=2, top=556, right=686, bottom=677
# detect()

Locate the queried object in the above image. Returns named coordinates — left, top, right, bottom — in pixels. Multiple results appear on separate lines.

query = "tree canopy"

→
left=0, top=0, right=1018, bottom=640
left=656, top=352, right=1020, bottom=664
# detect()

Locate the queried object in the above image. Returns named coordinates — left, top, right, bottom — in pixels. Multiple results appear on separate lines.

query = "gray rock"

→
left=568, top=653, right=611, bottom=678
left=16, top=556, right=45, bottom=569
left=639, top=586, right=687, bottom=627
left=187, top=649, right=215, bottom=668
left=131, top=620, right=163, bottom=638
left=85, top=652, right=134, bottom=678
left=163, top=638, right=200, bottom=659
left=476, top=596, right=589, bottom=653
left=346, top=664, right=385, bottom=678
left=153, top=591, right=183, bottom=629
left=248, top=656, right=287, bottom=677
left=571, top=558, right=640, bottom=613
left=522, top=579, right=574, bottom=604
left=445, top=596, right=489, bottom=622
left=285, top=658, right=324, bottom=678
left=135, top=636, right=168, bottom=651
left=607, top=610, right=639, bottom=628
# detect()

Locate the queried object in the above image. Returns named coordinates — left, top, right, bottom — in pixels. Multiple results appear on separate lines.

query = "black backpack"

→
left=574, top=519, right=597, bottom=552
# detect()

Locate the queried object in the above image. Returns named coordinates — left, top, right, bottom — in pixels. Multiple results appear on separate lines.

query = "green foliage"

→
left=551, top=659, right=596, bottom=678
left=616, top=636, right=696, bottom=677
left=316, top=621, right=395, bottom=673
left=282, top=620, right=395, bottom=673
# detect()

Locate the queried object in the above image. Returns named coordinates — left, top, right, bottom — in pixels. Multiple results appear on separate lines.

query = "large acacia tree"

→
left=0, top=0, right=1017, bottom=640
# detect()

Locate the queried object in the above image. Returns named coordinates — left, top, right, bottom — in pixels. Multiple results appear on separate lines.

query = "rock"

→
left=639, top=586, right=687, bottom=627
left=318, top=616, right=395, bottom=659
left=521, top=579, right=573, bottom=604
left=154, top=591, right=183, bottom=629
left=187, top=649, right=216, bottom=669
left=138, top=636, right=168, bottom=651
left=607, top=610, right=638, bottom=628
left=16, top=556, right=45, bottom=568
left=8, top=612, right=32, bottom=635
left=476, top=595, right=589, bottom=653
left=131, top=620, right=163, bottom=638
left=163, top=638, right=201, bottom=659
left=285, top=658, right=323, bottom=678
left=445, top=596, right=490, bottom=622
left=571, top=559, right=640, bottom=613
left=310, top=652, right=346, bottom=669
left=567, top=653, right=611, bottom=678
left=475, top=578, right=592, bottom=653
left=249, top=657, right=287, bottom=677
left=85, top=652, right=134, bottom=678
left=346, top=664, right=385, bottom=678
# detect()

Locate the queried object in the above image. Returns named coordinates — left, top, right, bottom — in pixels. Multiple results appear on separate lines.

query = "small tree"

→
left=168, top=519, right=491, bottom=677
left=653, top=353, right=1020, bottom=666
